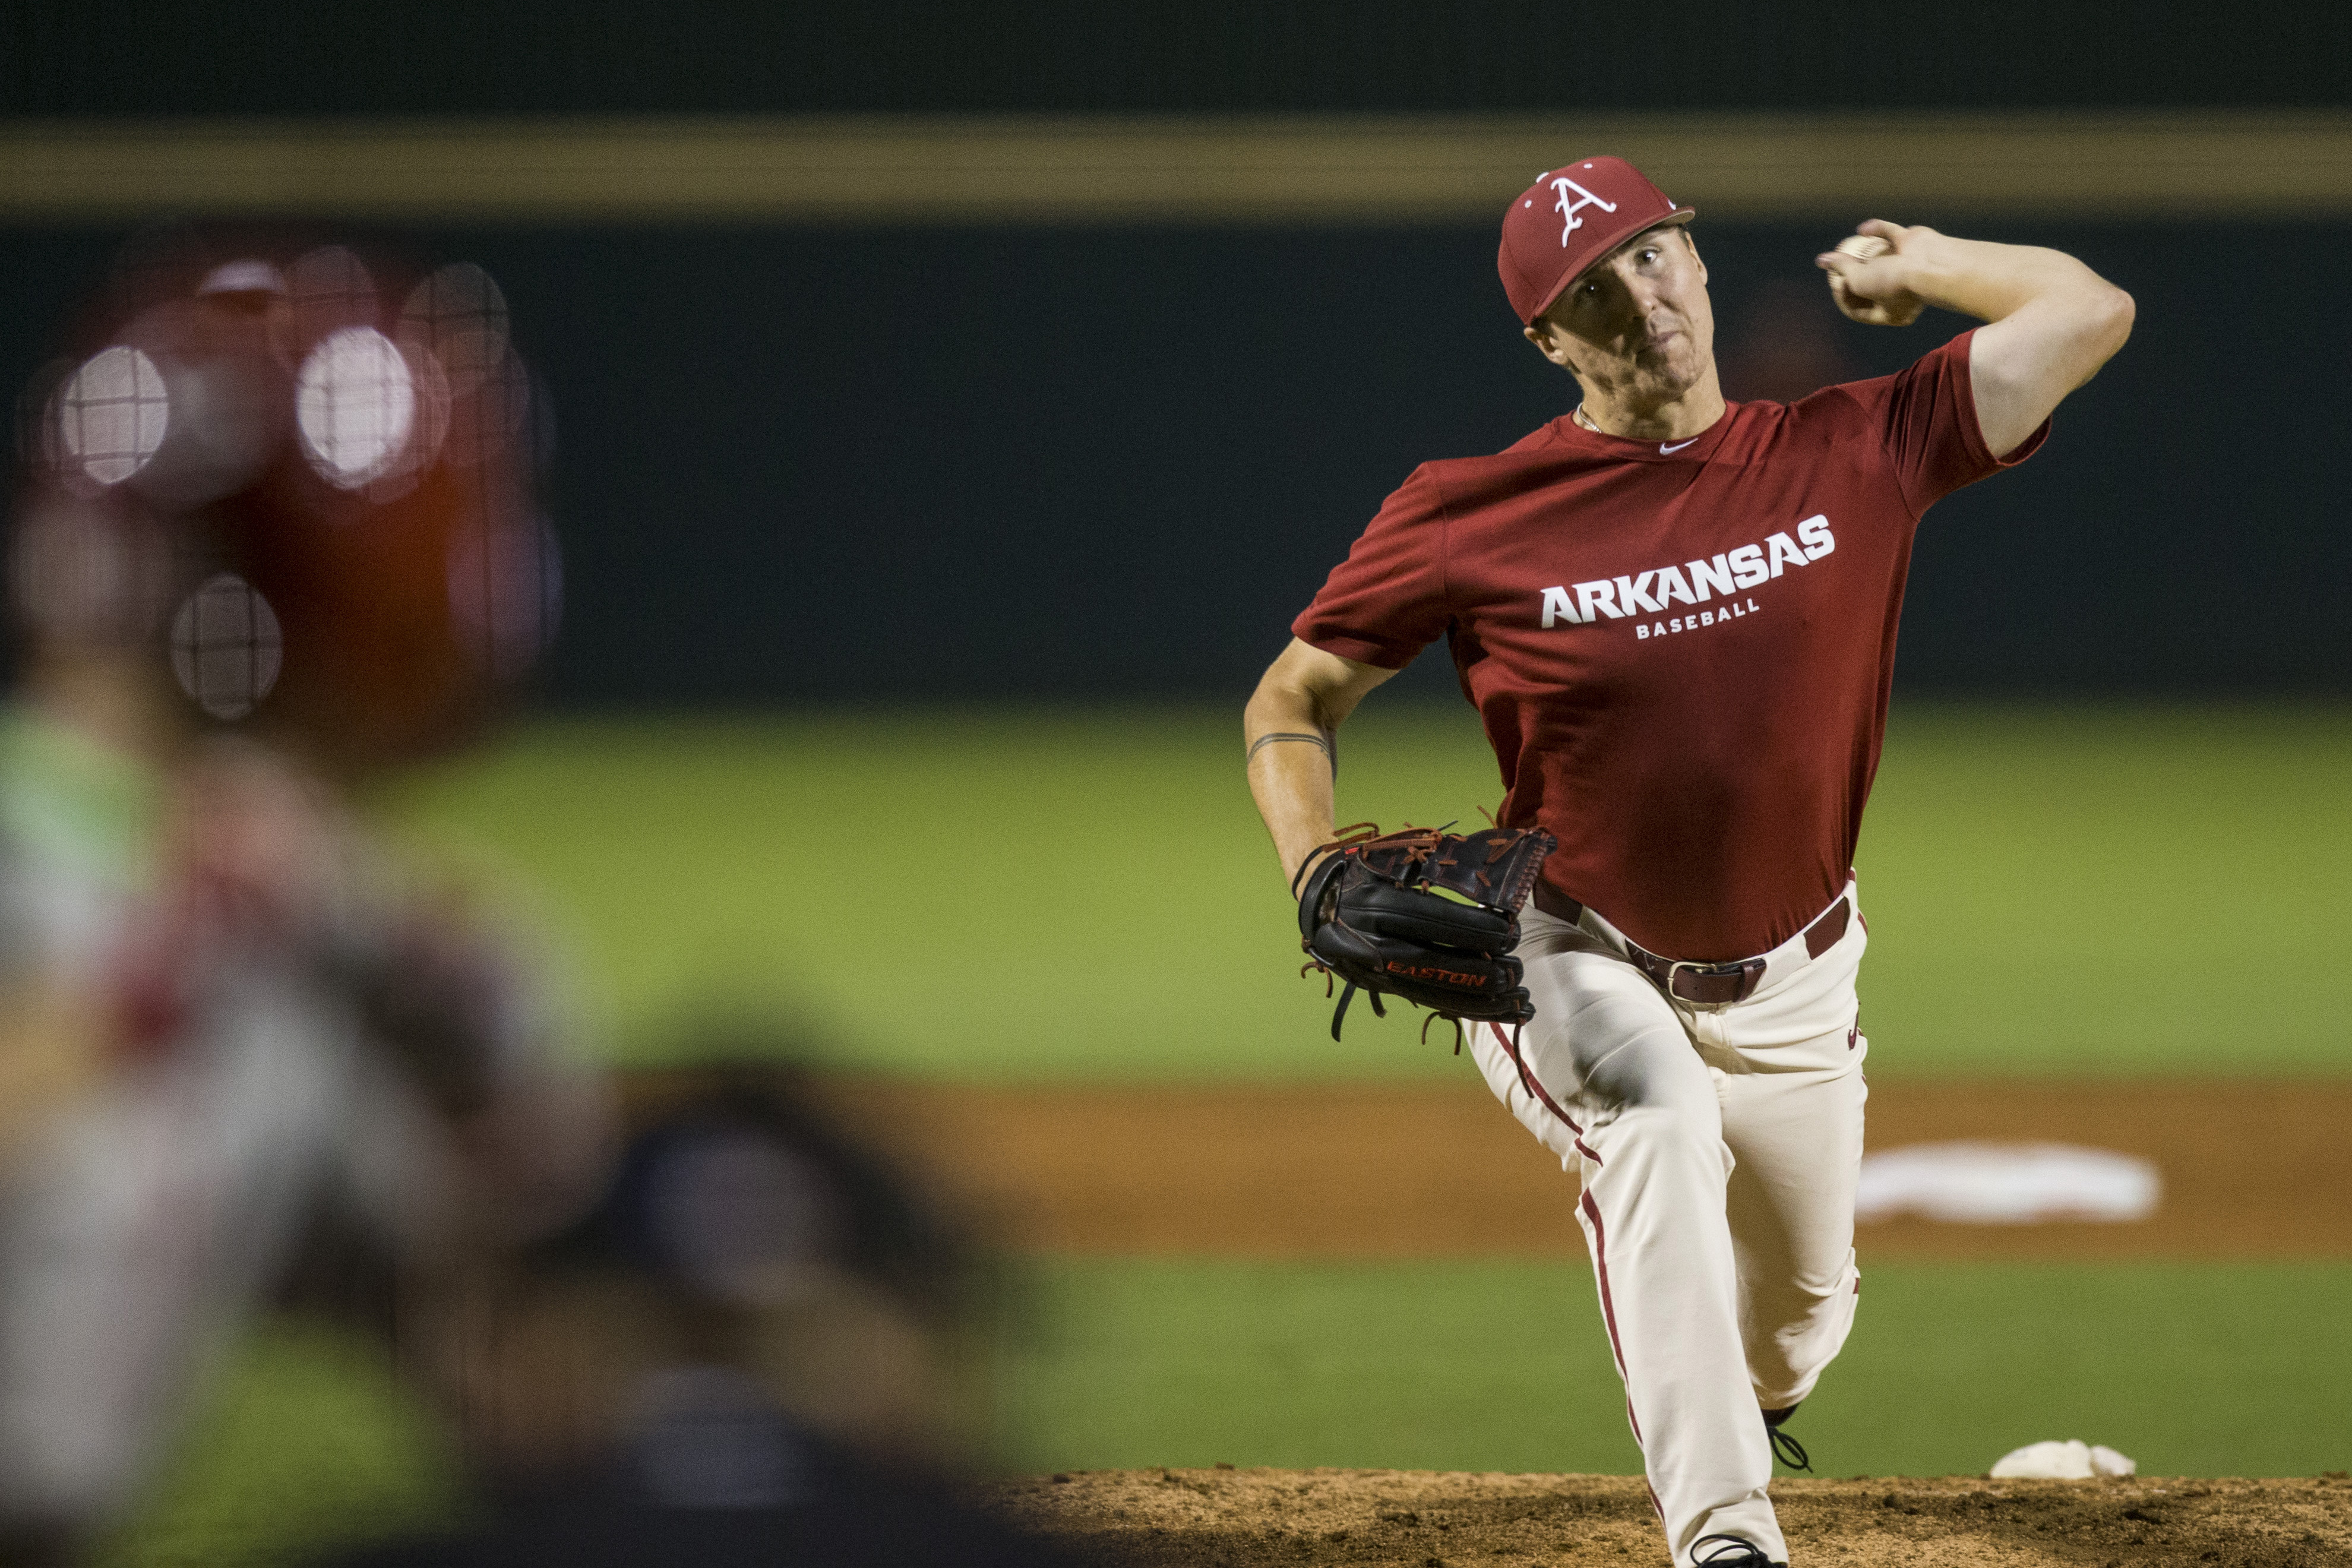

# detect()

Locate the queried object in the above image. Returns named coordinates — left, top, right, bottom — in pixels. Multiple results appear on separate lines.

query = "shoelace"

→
left=1693, top=1534, right=1778, bottom=1567
left=1768, top=1422, right=1812, bottom=1472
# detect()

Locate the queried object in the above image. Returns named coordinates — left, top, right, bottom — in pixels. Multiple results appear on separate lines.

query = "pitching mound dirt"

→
left=985, top=1468, right=2352, bottom=1566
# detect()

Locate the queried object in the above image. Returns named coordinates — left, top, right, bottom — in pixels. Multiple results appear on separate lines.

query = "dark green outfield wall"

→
left=2, top=217, right=2347, bottom=703
left=7, top=0, right=2345, bottom=703
left=4, top=0, right=2347, bottom=114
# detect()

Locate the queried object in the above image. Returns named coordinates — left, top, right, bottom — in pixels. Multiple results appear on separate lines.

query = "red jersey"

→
left=1293, top=331, right=2044, bottom=962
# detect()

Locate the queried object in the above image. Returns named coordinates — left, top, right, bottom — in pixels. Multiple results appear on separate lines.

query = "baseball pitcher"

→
left=1245, top=156, right=2132, bottom=1567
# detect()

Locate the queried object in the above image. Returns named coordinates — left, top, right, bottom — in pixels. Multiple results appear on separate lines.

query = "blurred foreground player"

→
left=1244, top=159, right=2132, bottom=1566
left=324, top=1060, right=1111, bottom=1568
left=0, top=230, right=603, bottom=1563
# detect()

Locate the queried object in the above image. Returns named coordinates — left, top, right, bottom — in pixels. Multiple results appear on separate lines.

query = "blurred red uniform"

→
left=0, top=230, right=599, bottom=1563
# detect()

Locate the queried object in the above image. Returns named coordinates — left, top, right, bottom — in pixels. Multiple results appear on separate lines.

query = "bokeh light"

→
left=400, top=263, right=511, bottom=394
left=56, top=344, right=169, bottom=485
left=287, top=244, right=377, bottom=343
left=440, top=349, right=532, bottom=471
left=448, top=510, right=562, bottom=679
left=168, top=570, right=284, bottom=719
left=296, top=326, right=417, bottom=488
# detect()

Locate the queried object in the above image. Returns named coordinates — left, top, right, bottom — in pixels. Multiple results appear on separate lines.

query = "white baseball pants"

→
left=1466, top=883, right=1868, bottom=1567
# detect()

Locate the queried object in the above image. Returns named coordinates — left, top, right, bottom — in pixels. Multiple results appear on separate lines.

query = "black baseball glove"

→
left=1295, top=822, right=1557, bottom=1044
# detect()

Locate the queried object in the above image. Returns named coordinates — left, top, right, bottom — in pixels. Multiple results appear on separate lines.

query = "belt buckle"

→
left=1664, top=956, right=1766, bottom=1006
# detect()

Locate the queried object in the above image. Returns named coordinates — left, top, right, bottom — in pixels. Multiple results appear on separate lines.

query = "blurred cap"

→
left=1498, top=156, right=1696, bottom=325
left=552, top=1065, right=975, bottom=1322
left=10, top=228, right=560, bottom=765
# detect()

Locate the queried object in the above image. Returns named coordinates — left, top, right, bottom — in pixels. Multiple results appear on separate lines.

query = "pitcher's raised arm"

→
left=1818, top=221, right=2135, bottom=458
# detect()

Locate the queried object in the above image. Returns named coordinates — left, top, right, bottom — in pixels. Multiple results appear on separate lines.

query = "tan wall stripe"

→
left=3, top=113, right=2348, bottom=223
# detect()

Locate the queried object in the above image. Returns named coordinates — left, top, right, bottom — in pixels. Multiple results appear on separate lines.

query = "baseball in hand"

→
left=1823, top=231, right=1921, bottom=325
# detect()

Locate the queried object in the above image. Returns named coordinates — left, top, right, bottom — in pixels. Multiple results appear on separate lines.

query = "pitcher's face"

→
left=1525, top=226, right=1715, bottom=406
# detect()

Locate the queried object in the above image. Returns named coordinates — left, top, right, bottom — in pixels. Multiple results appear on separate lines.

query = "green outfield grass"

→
left=108, top=1257, right=2352, bottom=1565
left=385, top=702, right=2352, bottom=1080
left=99, top=1322, right=459, bottom=1568
left=96, top=704, right=2348, bottom=1563
left=993, top=1257, right=2352, bottom=1480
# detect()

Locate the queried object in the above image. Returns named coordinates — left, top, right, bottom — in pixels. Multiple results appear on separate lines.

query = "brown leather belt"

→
left=1532, top=884, right=1851, bottom=1006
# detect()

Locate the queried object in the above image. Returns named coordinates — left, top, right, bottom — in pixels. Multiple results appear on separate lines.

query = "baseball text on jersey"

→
left=1632, top=599, right=1762, bottom=639
left=1538, top=514, right=1836, bottom=628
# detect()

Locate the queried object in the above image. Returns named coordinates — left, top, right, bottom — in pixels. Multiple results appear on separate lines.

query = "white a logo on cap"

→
left=1550, top=176, right=1618, bottom=245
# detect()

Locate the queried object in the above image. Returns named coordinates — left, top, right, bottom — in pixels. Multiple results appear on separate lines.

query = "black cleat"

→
left=1695, top=1533, right=1788, bottom=1567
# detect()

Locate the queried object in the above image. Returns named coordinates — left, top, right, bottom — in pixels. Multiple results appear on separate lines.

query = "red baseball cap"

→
left=1497, top=156, right=1696, bottom=325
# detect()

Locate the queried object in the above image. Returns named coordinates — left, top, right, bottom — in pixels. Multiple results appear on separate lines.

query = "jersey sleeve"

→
left=1289, top=466, right=1452, bottom=669
left=1873, top=328, right=2048, bottom=517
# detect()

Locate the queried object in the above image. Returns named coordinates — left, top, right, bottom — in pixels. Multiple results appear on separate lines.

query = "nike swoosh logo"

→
left=1659, top=438, right=1699, bottom=454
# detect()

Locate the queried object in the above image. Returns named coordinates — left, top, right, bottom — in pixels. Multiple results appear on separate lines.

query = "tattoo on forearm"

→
left=1247, top=731, right=1337, bottom=777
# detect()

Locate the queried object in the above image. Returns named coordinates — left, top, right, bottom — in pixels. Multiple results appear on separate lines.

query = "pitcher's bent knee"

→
left=1746, top=1260, right=1861, bottom=1408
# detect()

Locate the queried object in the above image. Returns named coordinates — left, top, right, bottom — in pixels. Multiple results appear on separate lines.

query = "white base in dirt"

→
left=1989, top=1440, right=2138, bottom=1479
left=1857, top=1143, right=2160, bottom=1224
